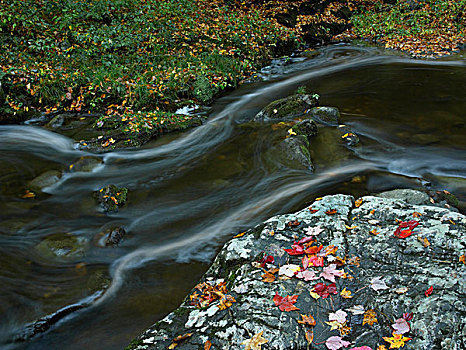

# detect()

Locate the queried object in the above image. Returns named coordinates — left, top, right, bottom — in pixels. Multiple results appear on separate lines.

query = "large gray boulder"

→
left=129, top=192, right=465, bottom=350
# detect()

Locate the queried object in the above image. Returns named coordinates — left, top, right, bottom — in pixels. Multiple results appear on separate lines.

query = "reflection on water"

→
left=0, top=43, right=464, bottom=349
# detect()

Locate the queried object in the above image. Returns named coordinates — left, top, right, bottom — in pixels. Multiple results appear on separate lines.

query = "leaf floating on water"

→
left=241, top=331, right=268, bottom=350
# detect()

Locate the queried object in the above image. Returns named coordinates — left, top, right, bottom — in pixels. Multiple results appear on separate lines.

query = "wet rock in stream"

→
left=253, top=94, right=319, bottom=122
left=130, top=191, right=465, bottom=350
left=27, top=170, right=62, bottom=192
left=93, top=184, right=128, bottom=212
left=35, top=232, right=88, bottom=261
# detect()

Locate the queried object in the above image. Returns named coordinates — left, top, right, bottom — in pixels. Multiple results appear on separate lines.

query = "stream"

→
left=0, top=44, right=465, bottom=349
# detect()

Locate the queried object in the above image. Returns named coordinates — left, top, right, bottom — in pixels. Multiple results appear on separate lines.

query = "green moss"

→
left=124, top=339, right=145, bottom=350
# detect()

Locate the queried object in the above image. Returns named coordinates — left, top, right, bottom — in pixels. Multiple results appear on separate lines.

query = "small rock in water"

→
left=93, top=184, right=128, bottom=212
left=104, top=227, right=126, bottom=246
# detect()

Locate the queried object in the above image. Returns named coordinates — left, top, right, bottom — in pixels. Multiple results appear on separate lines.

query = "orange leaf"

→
left=305, top=329, right=314, bottom=344
left=326, top=209, right=337, bottom=215
left=204, top=340, right=212, bottom=350
left=298, top=314, right=316, bottom=326
left=363, top=309, right=378, bottom=326
left=234, top=231, right=246, bottom=238
left=355, top=198, right=363, bottom=207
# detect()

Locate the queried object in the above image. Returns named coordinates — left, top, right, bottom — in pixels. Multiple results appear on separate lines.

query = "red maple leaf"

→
left=259, top=254, right=274, bottom=267
left=424, top=286, right=433, bottom=297
left=394, top=220, right=419, bottom=238
left=312, top=283, right=337, bottom=298
left=273, top=293, right=299, bottom=311
left=304, top=244, right=323, bottom=255
left=284, top=244, right=305, bottom=256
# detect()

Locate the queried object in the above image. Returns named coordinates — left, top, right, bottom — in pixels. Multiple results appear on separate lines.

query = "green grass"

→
left=0, top=0, right=299, bottom=127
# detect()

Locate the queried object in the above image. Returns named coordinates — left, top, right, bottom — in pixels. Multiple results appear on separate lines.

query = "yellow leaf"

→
left=21, top=190, right=36, bottom=199
left=363, top=309, right=378, bottom=326
left=309, top=291, right=320, bottom=300
left=168, top=343, right=177, bottom=349
left=241, top=331, right=268, bottom=350
left=340, top=288, right=353, bottom=299
left=383, top=332, right=412, bottom=348
left=287, top=128, right=297, bottom=136
left=234, top=231, right=246, bottom=238
left=355, top=198, right=363, bottom=207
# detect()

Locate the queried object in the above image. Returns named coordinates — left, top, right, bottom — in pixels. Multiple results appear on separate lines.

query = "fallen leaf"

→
left=417, top=236, right=430, bottom=247
left=355, top=198, right=363, bottom=207
left=241, top=331, right=268, bottom=350
left=313, top=282, right=337, bottom=298
left=298, top=314, right=316, bottom=326
left=329, top=310, right=347, bottom=324
left=305, top=329, right=314, bottom=344
left=412, top=212, right=422, bottom=218
left=424, top=286, right=433, bottom=297
left=259, top=254, right=274, bottom=267
left=296, top=269, right=319, bottom=281
left=304, top=244, right=324, bottom=255
left=273, top=293, right=299, bottom=312
left=349, top=347, right=372, bottom=350
left=326, top=320, right=344, bottom=331
left=340, top=288, right=353, bottom=299
left=460, top=255, right=466, bottom=264
left=168, top=343, right=177, bottom=349
left=377, top=346, right=387, bottom=350
left=303, top=225, right=324, bottom=236
left=321, top=264, right=344, bottom=283
left=394, top=220, right=419, bottom=238
left=218, top=294, right=236, bottom=310
left=382, top=332, right=412, bottom=348
left=345, top=225, right=358, bottom=230
left=319, top=245, right=338, bottom=257
left=371, top=276, right=389, bottom=291
left=326, top=335, right=351, bottom=350
left=204, top=340, right=212, bottom=350
left=284, top=244, right=305, bottom=256
left=346, top=305, right=365, bottom=315
left=262, top=268, right=279, bottom=283
left=392, top=318, right=410, bottom=334
left=234, top=231, right=246, bottom=238
left=363, top=309, right=378, bottom=326
left=21, top=190, right=36, bottom=199
left=402, top=312, right=413, bottom=321
left=172, top=333, right=193, bottom=343
left=287, top=220, right=301, bottom=227
left=309, top=207, right=319, bottom=213
left=370, top=229, right=380, bottom=236
left=326, top=209, right=338, bottom=215
left=394, top=287, right=408, bottom=294
left=310, top=291, right=321, bottom=299
left=278, top=264, right=300, bottom=278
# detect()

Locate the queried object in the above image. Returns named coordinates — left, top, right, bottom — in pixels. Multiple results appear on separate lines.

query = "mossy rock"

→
left=35, top=233, right=88, bottom=261
left=306, top=106, right=340, bottom=126
left=93, top=184, right=128, bottom=212
left=291, top=119, right=318, bottom=141
left=267, top=135, right=314, bottom=171
left=253, top=94, right=319, bottom=122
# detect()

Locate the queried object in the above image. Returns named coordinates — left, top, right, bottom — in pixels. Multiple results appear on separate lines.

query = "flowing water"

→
left=0, top=44, right=465, bottom=349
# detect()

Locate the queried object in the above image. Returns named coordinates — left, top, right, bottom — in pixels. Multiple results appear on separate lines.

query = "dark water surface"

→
left=0, top=44, right=465, bottom=349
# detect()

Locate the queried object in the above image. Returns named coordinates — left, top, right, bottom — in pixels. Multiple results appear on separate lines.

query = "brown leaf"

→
left=412, top=211, right=422, bottom=218
left=460, top=255, right=466, bottom=264
left=204, top=340, right=212, bottom=350
left=241, top=331, right=268, bottom=350
left=305, top=329, right=314, bottom=344
left=173, top=333, right=193, bottom=342
left=325, top=209, right=337, bottom=215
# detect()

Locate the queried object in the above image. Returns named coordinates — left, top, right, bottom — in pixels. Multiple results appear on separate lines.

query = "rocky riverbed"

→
left=129, top=190, right=465, bottom=349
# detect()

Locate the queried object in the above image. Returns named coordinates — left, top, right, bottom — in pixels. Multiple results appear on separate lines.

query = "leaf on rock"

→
left=241, top=331, right=268, bottom=350
left=363, top=309, right=378, bottom=326
left=278, top=264, right=300, bottom=278
left=313, top=282, right=337, bottom=298
left=305, top=329, right=314, bottom=344
left=326, top=335, right=351, bottom=350
left=273, top=293, right=299, bottom=312
left=298, top=314, right=316, bottom=326
left=234, top=231, right=246, bottom=238
left=321, top=264, right=344, bottom=282
left=287, top=220, right=301, bottom=227
left=355, top=198, right=363, bottom=207
left=329, top=310, right=347, bottom=324
left=424, top=286, right=433, bottom=297
left=309, top=207, right=319, bottom=214
left=349, top=347, right=372, bottom=350
left=394, top=220, right=419, bottom=238
left=303, top=225, right=324, bottom=237
left=306, top=255, right=324, bottom=267
left=217, top=294, right=236, bottom=310
left=304, top=244, right=324, bottom=255
left=382, top=332, right=412, bottom=349
left=261, top=268, right=279, bottom=283
left=326, top=209, right=338, bottom=215
left=284, top=244, right=305, bottom=256
left=296, top=269, right=319, bottom=281
left=371, top=276, right=389, bottom=291
left=346, top=305, right=365, bottom=315
left=310, top=290, right=321, bottom=299
left=403, top=312, right=413, bottom=321
left=392, top=318, right=410, bottom=334
left=340, top=288, right=353, bottom=299
left=204, top=340, right=212, bottom=350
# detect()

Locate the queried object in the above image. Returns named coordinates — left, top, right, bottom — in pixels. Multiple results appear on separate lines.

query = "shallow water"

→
left=0, top=44, right=465, bottom=349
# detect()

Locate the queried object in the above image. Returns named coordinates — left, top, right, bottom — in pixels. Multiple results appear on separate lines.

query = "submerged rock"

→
left=69, top=156, right=103, bottom=173
left=93, top=184, right=128, bottom=212
left=94, top=226, right=127, bottom=247
left=35, top=233, right=88, bottom=261
left=307, top=106, right=340, bottom=126
left=253, top=94, right=319, bottom=122
left=27, top=170, right=62, bottom=192
left=129, top=191, right=466, bottom=350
